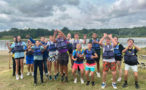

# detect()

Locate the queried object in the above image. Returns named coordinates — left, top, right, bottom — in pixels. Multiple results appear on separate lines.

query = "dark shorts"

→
left=68, top=49, right=73, bottom=54
left=15, top=57, right=24, bottom=60
left=115, top=56, right=122, bottom=61
left=95, top=52, right=100, bottom=62
left=58, top=52, right=69, bottom=66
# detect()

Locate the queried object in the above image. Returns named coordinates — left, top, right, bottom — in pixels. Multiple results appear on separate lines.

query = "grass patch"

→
left=0, top=49, right=146, bottom=90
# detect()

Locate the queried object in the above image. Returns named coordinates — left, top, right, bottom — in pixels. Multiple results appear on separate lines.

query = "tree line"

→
left=0, top=26, right=146, bottom=39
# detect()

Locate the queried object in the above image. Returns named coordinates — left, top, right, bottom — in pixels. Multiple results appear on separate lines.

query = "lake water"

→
left=0, top=38, right=146, bottom=50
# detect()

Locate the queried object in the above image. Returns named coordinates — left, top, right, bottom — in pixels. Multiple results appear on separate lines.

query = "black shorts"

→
left=68, top=49, right=73, bottom=54
left=58, top=52, right=69, bottom=66
left=95, top=51, right=101, bottom=62
left=115, top=56, right=122, bottom=61
left=15, top=57, right=24, bottom=60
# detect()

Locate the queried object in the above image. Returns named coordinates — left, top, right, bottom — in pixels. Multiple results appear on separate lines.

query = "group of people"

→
left=6, top=30, right=140, bottom=89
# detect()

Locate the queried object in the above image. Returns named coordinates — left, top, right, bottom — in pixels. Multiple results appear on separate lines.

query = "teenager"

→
left=29, top=36, right=48, bottom=77
left=99, top=33, right=117, bottom=89
left=89, top=33, right=101, bottom=78
left=84, top=43, right=98, bottom=86
left=47, top=35, right=58, bottom=80
left=122, top=39, right=140, bottom=89
left=53, top=30, right=69, bottom=82
left=113, top=37, right=124, bottom=82
left=31, top=40, right=44, bottom=85
left=10, top=36, right=26, bottom=80
left=6, top=36, right=21, bottom=76
left=26, top=40, right=34, bottom=76
left=72, top=44, right=84, bottom=84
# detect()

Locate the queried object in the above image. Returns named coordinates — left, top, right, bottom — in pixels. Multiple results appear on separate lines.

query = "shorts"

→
left=26, top=55, right=34, bottom=64
left=85, top=65, right=95, bottom=72
left=58, top=52, right=69, bottom=66
left=103, top=61, right=116, bottom=72
left=68, top=49, right=73, bottom=54
left=15, top=57, right=24, bottom=59
left=125, top=64, right=138, bottom=72
left=94, top=50, right=101, bottom=62
left=48, top=51, right=57, bottom=62
left=14, top=52, right=25, bottom=59
left=115, top=55, right=122, bottom=61
left=73, top=63, right=84, bottom=70
left=26, top=60, right=34, bottom=64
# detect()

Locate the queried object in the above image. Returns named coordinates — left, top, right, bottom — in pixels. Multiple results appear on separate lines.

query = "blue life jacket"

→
left=56, top=38, right=67, bottom=50
left=85, top=49, right=95, bottom=64
left=124, top=47, right=138, bottom=65
left=73, top=39, right=79, bottom=49
left=114, top=43, right=122, bottom=56
left=92, top=39, right=100, bottom=50
left=103, top=43, right=114, bottom=59
left=14, top=42, right=24, bottom=52
left=48, top=41, right=57, bottom=51
left=74, top=49, right=84, bottom=62
left=33, top=46, right=42, bottom=56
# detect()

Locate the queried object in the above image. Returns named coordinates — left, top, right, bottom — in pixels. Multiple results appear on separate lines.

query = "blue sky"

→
left=0, top=0, right=146, bottom=31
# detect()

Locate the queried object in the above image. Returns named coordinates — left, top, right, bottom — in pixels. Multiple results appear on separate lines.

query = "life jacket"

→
left=85, top=49, right=95, bottom=64
left=114, top=43, right=122, bottom=56
left=56, top=38, right=67, bottom=50
left=48, top=41, right=57, bottom=51
left=91, top=39, right=100, bottom=50
left=14, top=42, right=24, bottom=52
left=74, top=49, right=84, bottom=62
left=33, top=46, right=42, bottom=56
left=103, top=43, right=114, bottom=59
left=124, top=46, right=138, bottom=65
left=73, top=39, right=79, bottom=49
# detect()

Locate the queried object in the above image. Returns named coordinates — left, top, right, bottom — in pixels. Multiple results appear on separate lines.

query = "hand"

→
left=94, top=40, right=98, bottom=43
left=26, top=35, right=30, bottom=39
left=103, top=33, right=107, bottom=38
left=91, top=56, right=94, bottom=59
left=6, top=42, right=9, bottom=46
left=54, top=30, right=58, bottom=34
left=74, top=58, right=77, bottom=61
left=108, top=34, right=112, bottom=38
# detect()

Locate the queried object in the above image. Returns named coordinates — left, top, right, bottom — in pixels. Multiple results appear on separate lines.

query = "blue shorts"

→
left=26, top=55, right=34, bottom=64
left=85, top=65, right=95, bottom=72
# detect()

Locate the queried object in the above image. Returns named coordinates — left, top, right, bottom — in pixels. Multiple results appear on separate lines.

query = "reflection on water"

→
left=0, top=38, right=146, bottom=50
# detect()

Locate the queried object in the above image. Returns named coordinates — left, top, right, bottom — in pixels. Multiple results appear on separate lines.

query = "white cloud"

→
left=0, top=0, right=146, bottom=31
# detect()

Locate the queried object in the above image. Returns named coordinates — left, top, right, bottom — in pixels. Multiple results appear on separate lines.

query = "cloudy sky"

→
left=0, top=0, right=146, bottom=31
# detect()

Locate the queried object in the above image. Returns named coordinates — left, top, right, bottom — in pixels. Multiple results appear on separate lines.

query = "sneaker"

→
left=16, top=75, right=19, bottom=80
left=86, top=81, right=90, bottom=86
left=96, top=72, right=101, bottom=78
left=117, top=77, right=122, bottom=82
left=34, top=83, right=37, bottom=86
left=80, top=78, right=84, bottom=84
left=46, top=73, right=49, bottom=77
left=135, top=83, right=140, bottom=89
left=20, top=74, right=23, bottom=79
left=74, top=78, right=77, bottom=83
left=112, top=82, right=117, bottom=89
left=49, top=75, right=52, bottom=80
left=31, top=72, right=34, bottom=76
left=65, top=77, right=68, bottom=82
left=27, top=72, right=30, bottom=76
left=122, top=83, right=128, bottom=88
left=101, top=82, right=106, bottom=89
left=92, top=81, right=95, bottom=86
left=61, top=75, right=64, bottom=82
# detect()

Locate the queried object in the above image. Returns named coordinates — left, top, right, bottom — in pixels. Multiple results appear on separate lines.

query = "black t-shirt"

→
left=118, top=44, right=125, bottom=53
